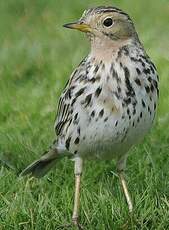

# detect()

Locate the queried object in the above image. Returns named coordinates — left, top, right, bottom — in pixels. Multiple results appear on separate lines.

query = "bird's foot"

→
left=72, top=217, right=84, bottom=230
left=56, top=219, right=84, bottom=230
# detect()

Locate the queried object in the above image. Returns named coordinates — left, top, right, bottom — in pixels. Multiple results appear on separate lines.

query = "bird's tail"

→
left=20, top=147, right=63, bottom=178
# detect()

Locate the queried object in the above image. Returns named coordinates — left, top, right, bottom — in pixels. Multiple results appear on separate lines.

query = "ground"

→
left=0, top=0, right=169, bottom=229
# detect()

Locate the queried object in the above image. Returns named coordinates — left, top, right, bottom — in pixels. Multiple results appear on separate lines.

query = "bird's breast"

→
left=58, top=51, right=158, bottom=160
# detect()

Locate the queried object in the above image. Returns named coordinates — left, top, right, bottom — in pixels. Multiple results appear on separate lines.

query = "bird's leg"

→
left=72, top=157, right=83, bottom=227
left=117, top=155, right=133, bottom=213
left=119, top=171, right=133, bottom=213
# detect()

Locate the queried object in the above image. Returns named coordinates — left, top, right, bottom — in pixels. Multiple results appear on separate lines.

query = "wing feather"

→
left=55, top=57, right=88, bottom=136
left=55, top=74, right=78, bottom=135
left=55, top=92, right=71, bottom=136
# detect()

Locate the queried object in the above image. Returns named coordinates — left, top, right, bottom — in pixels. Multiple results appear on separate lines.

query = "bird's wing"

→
left=55, top=80, right=72, bottom=136
left=55, top=58, right=87, bottom=136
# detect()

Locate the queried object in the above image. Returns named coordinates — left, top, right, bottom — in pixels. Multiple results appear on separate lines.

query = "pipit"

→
left=21, top=6, right=159, bottom=227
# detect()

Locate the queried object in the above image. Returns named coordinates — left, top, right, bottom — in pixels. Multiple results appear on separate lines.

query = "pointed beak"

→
left=63, top=22, right=91, bottom=33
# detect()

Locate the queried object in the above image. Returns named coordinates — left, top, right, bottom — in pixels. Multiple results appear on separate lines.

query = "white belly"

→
left=67, top=96, right=155, bottom=160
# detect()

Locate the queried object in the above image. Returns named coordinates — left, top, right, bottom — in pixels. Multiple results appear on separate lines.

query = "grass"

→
left=0, top=0, right=169, bottom=229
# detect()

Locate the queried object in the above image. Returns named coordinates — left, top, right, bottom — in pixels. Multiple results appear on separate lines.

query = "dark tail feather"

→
left=20, top=148, right=60, bottom=178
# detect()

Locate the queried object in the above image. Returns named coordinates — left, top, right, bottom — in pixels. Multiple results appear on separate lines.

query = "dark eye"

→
left=103, top=18, right=113, bottom=27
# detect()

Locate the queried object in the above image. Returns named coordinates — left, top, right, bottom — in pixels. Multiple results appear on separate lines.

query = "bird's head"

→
left=63, top=6, right=138, bottom=43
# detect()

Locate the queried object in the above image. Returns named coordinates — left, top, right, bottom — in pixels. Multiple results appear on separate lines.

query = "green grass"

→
left=0, top=0, right=169, bottom=229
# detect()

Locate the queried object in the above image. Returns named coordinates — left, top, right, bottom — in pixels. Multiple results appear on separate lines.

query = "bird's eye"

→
left=103, top=18, right=113, bottom=27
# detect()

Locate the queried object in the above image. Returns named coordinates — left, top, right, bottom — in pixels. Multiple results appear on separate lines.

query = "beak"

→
left=63, top=22, right=91, bottom=33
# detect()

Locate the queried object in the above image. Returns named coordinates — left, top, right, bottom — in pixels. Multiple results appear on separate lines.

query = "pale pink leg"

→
left=72, top=157, right=83, bottom=226
left=117, top=155, right=133, bottom=212
left=119, top=171, right=133, bottom=213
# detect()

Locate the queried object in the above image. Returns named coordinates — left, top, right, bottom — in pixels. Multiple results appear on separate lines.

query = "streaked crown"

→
left=64, top=6, right=139, bottom=42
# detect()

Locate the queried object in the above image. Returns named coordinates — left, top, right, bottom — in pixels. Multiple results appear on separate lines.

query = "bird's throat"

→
left=90, top=36, right=132, bottom=63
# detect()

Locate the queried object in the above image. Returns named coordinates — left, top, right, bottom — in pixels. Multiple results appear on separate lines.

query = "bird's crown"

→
left=64, top=6, right=138, bottom=42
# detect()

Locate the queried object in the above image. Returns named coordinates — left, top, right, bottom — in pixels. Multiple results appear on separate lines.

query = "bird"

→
left=20, top=6, right=159, bottom=227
